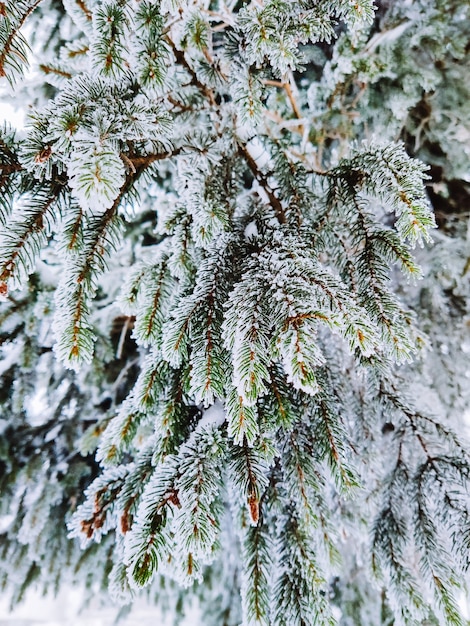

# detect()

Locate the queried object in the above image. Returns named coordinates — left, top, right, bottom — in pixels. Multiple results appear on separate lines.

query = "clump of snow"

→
left=198, top=399, right=226, bottom=430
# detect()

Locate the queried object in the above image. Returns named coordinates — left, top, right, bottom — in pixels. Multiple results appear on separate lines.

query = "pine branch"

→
left=0, top=183, right=63, bottom=293
left=124, top=456, right=180, bottom=589
left=241, top=518, right=273, bottom=626
left=274, top=506, right=335, bottom=626
left=237, top=142, right=287, bottom=224
left=68, top=466, right=130, bottom=545
left=165, top=34, right=217, bottom=105
left=172, top=425, right=226, bottom=583
left=0, top=0, right=43, bottom=83
left=228, top=442, right=271, bottom=525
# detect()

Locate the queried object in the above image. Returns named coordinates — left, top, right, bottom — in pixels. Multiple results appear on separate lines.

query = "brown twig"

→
left=75, top=0, right=92, bottom=21
left=237, top=142, right=286, bottom=224
left=262, top=78, right=303, bottom=120
left=127, top=148, right=182, bottom=170
left=0, top=162, right=22, bottom=175
left=39, top=64, right=72, bottom=79
left=166, top=37, right=217, bottom=107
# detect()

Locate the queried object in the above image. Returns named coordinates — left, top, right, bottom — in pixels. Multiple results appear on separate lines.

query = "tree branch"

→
left=237, top=142, right=286, bottom=224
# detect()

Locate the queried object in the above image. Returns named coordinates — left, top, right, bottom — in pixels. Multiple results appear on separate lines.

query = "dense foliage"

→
left=0, top=0, right=469, bottom=624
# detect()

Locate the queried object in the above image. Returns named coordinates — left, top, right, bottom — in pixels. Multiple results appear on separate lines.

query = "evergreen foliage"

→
left=0, top=0, right=469, bottom=624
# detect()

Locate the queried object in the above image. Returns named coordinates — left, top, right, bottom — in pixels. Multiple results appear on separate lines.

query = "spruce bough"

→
left=0, top=1, right=469, bottom=624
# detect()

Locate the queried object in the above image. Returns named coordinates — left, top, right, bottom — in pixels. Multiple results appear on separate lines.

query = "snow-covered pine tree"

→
left=1, top=0, right=469, bottom=624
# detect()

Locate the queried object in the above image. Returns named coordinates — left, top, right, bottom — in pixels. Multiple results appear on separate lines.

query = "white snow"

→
left=0, top=588, right=200, bottom=625
left=244, top=221, right=258, bottom=239
left=0, top=342, right=24, bottom=378
left=198, top=399, right=226, bottom=430
left=0, top=103, right=26, bottom=130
